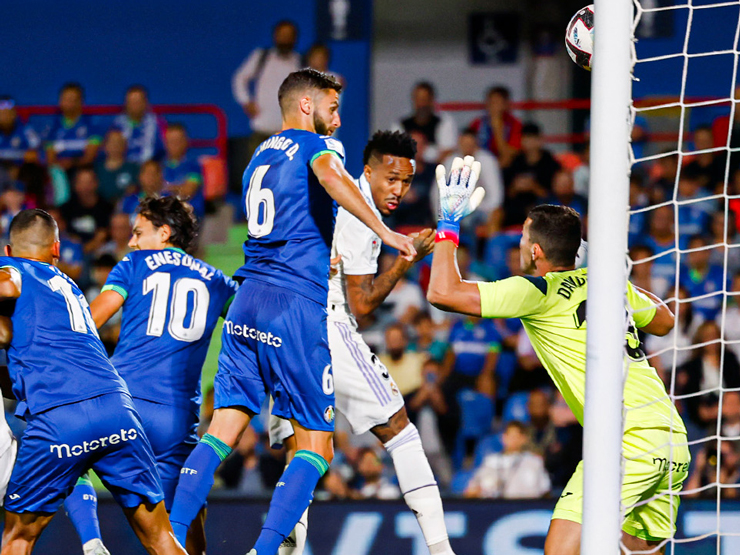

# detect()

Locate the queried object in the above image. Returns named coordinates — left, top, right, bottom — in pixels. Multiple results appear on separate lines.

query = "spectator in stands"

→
left=495, top=173, right=543, bottom=231
left=676, top=169, right=715, bottom=238
left=0, top=96, right=39, bottom=168
left=686, top=439, right=740, bottom=499
left=686, top=125, right=725, bottom=193
left=440, top=129, right=503, bottom=235
left=647, top=152, right=679, bottom=203
left=232, top=20, right=301, bottom=156
left=60, top=166, right=112, bottom=253
left=631, top=114, right=650, bottom=161
left=218, top=427, right=281, bottom=497
left=629, top=245, right=670, bottom=300
left=722, top=391, right=740, bottom=439
left=678, top=321, right=740, bottom=431
left=395, top=82, right=457, bottom=164
left=385, top=131, right=435, bottom=229
left=120, top=160, right=164, bottom=215
left=508, top=329, right=551, bottom=393
left=546, top=169, right=587, bottom=215
left=95, top=129, right=139, bottom=203
left=440, top=316, right=501, bottom=399
left=409, top=312, right=447, bottom=362
left=112, top=85, right=165, bottom=163
left=535, top=390, right=583, bottom=490
left=379, top=322, right=427, bottom=398
left=636, top=205, right=683, bottom=285
left=44, top=83, right=100, bottom=176
left=725, top=273, right=740, bottom=363
left=97, top=212, right=132, bottom=261
left=712, top=85, right=740, bottom=173
left=163, top=123, right=205, bottom=219
left=628, top=174, right=650, bottom=245
left=572, top=142, right=590, bottom=198
left=709, top=211, right=740, bottom=276
left=305, top=43, right=344, bottom=86
left=46, top=207, right=84, bottom=283
left=351, top=448, right=401, bottom=500
left=0, top=182, right=28, bottom=239
left=679, top=235, right=726, bottom=322
left=469, top=86, right=522, bottom=169
left=464, top=421, right=550, bottom=499
left=504, top=123, right=560, bottom=192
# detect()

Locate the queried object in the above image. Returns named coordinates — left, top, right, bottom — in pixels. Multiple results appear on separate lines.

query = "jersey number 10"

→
left=143, top=273, right=210, bottom=342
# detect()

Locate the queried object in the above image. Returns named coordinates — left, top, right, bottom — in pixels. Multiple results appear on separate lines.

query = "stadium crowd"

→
left=2, top=28, right=739, bottom=505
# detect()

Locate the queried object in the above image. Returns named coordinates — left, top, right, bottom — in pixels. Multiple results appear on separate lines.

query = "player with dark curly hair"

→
left=64, top=196, right=239, bottom=555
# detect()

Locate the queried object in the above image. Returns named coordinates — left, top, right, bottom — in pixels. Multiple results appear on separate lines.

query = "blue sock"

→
left=65, top=474, right=102, bottom=546
left=252, top=450, right=329, bottom=555
left=169, top=434, right=231, bottom=546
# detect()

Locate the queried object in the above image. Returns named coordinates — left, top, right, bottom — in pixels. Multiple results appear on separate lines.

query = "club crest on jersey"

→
left=324, top=405, right=335, bottom=424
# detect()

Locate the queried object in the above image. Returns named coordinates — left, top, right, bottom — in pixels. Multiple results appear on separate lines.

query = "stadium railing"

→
left=16, top=104, right=229, bottom=199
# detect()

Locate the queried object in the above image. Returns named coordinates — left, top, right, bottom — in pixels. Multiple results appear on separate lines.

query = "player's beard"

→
left=313, top=112, right=333, bottom=136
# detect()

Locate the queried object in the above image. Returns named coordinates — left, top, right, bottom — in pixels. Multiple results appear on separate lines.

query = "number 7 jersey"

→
left=102, top=248, right=239, bottom=413
left=236, top=129, right=345, bottom=305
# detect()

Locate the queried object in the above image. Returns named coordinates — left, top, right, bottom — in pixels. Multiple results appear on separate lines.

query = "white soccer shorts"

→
left=269, top=318, right=405, bottom=447
left=0, top=433, right=17, bottom=506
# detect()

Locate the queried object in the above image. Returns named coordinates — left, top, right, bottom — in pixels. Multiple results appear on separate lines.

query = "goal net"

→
left=626, top=0, right=740, bottom=553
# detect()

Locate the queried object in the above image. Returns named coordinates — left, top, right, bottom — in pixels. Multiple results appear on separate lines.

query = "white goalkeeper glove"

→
left=435, top=155, right=485, bottom=245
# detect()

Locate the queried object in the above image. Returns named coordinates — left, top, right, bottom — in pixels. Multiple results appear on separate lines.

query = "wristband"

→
left=435, top=221, right=460, bottom=246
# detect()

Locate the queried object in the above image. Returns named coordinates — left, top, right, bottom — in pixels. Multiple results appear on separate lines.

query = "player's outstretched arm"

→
left=312, top=153, right=416, bottom=260
left=427, top=240, right=482, bottom=316
left=90, top=290, right=125, bottom=328
left=346, top=229, right=435, bottom=318
left=632, top=284, right=674, bottom=337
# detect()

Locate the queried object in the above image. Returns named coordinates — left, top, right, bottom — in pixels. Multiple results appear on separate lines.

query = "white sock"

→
left=384, top=424, right=456, bottom=555
left=278, top=507, right=308, bottom=555
left=82, top=538, right=110, bottom=555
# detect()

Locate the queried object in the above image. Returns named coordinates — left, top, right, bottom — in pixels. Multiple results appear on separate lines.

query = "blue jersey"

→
left=0, top=257, right=128, bottom=417
left=164, top=157, right=205, bottom=219
left=103, top=248, right=238, bottom=413
left=448, top=318, right=502, bottom=377
left=0, top=120, right=40, bottom=164
left=43, top=115, right=101, bottom=159
left=235, top=129, right=345, bottom=305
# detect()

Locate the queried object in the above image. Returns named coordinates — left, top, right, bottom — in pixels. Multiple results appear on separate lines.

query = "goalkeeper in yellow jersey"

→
left=427, top=156, right=689, bottom=555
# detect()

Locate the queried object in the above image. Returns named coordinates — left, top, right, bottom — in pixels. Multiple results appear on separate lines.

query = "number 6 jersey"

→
left=0, top=258, right=128, bottom=418
left=236, top=129, right=346, bottom=305
left=102, top=248, right=238, bottom=414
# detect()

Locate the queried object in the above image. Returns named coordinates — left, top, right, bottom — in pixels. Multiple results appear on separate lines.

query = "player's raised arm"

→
left=312, top=153, right=416, bottom=260
left=90, top=290, right=125, bottom=328
left=427, top=156, right=486, bottom=316
left=629, top=283, right=674, bottom=337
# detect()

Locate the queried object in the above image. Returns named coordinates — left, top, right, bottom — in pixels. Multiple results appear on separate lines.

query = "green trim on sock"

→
left=76, top=473, right=93, bottom=487
left=295, top=450, right=329, bottom=476
left=201, top=433, right=232, bottom=462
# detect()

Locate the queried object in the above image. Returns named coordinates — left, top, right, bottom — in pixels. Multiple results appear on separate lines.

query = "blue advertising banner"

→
left=27, top=498, right=740, bottom=554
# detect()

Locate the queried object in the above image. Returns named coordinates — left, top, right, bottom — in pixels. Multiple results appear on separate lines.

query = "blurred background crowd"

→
left=3, top=16, right=739, bottom=505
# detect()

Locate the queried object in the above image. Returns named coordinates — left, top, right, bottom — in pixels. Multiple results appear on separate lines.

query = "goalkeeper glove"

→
left=435, top=155, right=485, bottom=246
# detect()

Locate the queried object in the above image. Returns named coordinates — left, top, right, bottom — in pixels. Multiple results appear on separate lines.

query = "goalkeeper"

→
left=428, top=157, right=689, bottom=554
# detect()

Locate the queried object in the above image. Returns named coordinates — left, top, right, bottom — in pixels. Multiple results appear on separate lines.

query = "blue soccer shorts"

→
left=5, top=392, right=163, bottom=514
left=214, top=278, right=335, bottom=433
left=133, top=398, right=199, bottom=511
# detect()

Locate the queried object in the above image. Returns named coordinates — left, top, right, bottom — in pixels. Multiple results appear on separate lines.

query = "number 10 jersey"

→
left=103, top=248, right=238, bottom=414
left=236, top=129, right=346, bottom=306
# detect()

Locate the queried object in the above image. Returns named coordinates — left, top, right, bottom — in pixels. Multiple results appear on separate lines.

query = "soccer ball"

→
left=565, top=5, right=594, bottom=71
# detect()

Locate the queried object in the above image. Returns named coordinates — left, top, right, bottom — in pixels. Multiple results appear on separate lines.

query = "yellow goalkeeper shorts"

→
left=552, top=427, right=690, bottom=541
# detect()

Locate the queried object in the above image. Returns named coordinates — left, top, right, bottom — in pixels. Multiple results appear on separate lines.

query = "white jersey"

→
left=327, top=175, right=382, bottom=322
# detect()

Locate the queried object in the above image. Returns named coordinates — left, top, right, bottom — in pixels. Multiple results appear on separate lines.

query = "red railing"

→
left=16, top=104, right=228, bottom=162
left=438, top=97, right=728, bottom=145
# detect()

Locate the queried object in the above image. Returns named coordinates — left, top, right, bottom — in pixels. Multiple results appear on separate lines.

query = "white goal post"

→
left=581, top=0, right=634, bottom=553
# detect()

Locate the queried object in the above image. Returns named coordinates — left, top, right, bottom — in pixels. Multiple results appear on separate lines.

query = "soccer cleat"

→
left=82, top=538, right=111, bottom=555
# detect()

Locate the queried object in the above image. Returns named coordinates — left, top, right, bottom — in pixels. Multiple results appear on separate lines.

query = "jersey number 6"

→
left=246, top=165, right=275, bottom=238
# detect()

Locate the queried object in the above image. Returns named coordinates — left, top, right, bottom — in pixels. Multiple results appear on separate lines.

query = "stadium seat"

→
left=457, top=389, right=495, bottom=439
left=472, top=433, right=504, bottom=468
left=449, top=469, right=475, bottom=496
left=502, top=391, right=530, bottom=424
